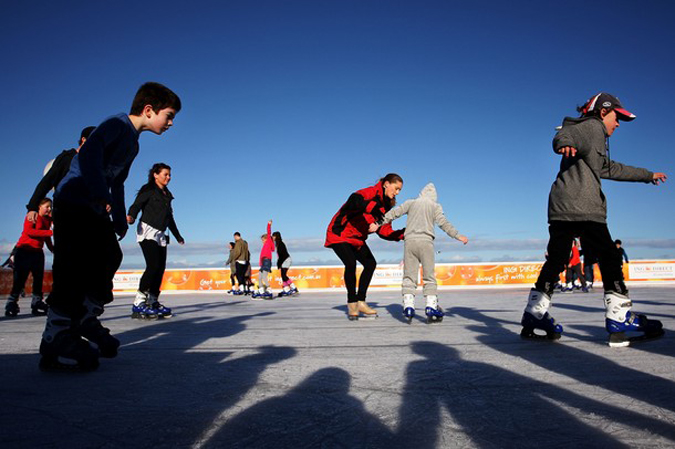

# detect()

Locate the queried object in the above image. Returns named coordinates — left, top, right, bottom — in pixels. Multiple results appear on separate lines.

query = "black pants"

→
left=235, top=262, right=250, bottom=287
left=536, top=221, right=625, bottom=295
left=330, top=242, right=376, bottom=303
left=280, top=267, right=290, bottom=283
left=139, top=239, right=167, bottom=296
left=48, top=202, right=123, bottom=319
left=565, top=263, right=583, bottom=285
left=11, top=248, right=44, bottom=297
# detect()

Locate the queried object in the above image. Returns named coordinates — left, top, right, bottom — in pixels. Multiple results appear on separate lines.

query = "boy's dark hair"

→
left=79, top=126, right=96, bottom=145
left=615, top=239, right=622, bottom=245
left=234, top=232, right=241, bottom=237
left=130, top=82, right=182, bottom=115
left=272, top=231, right=283, bottom=242
left=146, top=162, right=171, bottom=187
left=229, top=242, right=235, bottom=248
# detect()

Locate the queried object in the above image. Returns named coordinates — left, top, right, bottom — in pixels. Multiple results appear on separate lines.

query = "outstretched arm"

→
left=435, top=204, right=467, bottom=244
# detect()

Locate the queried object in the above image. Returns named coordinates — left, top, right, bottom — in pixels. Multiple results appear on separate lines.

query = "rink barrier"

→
left=2, top=260, right=673, bottom=295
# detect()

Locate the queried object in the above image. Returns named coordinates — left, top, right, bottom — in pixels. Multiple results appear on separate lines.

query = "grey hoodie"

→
left=548, top=116, right=653, bottom=223
left=381, top=183, right=460, bottom=241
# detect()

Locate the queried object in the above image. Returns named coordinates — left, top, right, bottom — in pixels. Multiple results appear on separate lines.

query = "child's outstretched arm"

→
left=435, top=204, right=468, bottom=245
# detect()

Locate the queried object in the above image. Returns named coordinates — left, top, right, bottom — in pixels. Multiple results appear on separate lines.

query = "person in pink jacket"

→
left=252, top=220, right=275, bottom=300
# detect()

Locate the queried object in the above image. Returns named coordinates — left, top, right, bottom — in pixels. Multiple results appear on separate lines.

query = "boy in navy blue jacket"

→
left=40, top=82, right=181, bottom=371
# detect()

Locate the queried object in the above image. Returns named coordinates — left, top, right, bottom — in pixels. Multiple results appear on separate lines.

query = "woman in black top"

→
left=127, top=163, right=184, bottom=319
left=272, top=231, right=298, bottom=296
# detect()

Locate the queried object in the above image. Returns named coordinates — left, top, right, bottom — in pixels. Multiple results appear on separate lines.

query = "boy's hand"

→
left=127, top=215, right=135, bottom=224
left=652, top=172, right=667, bottom=185
left=26, top=211, right=38, bottom=223
left=458, top=235, right=469, bottom=245
left=556, top=146, right=577, bottom=157
left=268, top=220, right=273, bottom=225
left=178, top=238, right=185, bottom=245
left=368, top=223, right=379, bottom=233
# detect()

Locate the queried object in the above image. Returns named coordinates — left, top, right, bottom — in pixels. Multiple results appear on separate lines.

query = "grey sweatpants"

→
left=402, top=239, right=437, bottom=296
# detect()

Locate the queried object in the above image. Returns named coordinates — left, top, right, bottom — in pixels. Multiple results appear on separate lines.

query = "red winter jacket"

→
left=325, top=181, right=405, bottom=248
left=16, top=215, right=53, bottom=251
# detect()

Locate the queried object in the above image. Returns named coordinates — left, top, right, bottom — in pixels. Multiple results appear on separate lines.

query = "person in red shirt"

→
left=325, top=173, right=405, bottom=320
left=252, top=220, right=275, bottom=299
left=563, top=239, right=586, bottom=292
left=5, top=198, right=53, bottom=317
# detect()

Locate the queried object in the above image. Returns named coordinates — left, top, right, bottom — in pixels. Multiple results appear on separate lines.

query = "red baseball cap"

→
left=582, top=93, right=636, bottom=121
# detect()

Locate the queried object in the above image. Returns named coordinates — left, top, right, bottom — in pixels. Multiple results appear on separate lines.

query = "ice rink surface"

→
left=1, top=286, right=674, bottom=449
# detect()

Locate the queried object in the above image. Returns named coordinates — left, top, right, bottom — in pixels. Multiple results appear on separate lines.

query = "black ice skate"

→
left=78, top=317, right=120, bottom=358
left=39, top=330, right=100, bottom=372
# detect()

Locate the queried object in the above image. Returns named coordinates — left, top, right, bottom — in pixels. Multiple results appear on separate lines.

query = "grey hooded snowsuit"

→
left=382, top=183, right=462, bottom=296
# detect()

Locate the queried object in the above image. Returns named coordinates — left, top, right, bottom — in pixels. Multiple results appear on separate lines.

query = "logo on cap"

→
left=602, top=101, right=612, bottom=108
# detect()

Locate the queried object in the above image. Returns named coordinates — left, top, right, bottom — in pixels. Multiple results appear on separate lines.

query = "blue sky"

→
left=1, top=0, right=673, bottom=269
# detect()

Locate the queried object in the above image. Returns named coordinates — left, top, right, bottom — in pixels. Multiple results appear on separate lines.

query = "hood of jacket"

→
left=418, top=183, right=437, bottom=202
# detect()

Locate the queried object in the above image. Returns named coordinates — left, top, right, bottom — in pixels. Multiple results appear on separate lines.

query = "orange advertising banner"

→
left=2, top=261, right=673, bottom=295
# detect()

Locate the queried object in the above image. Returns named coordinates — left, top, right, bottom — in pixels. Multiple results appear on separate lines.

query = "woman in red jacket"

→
left=5, top=198, right=53, bottom=317
left=325, top=173, right=405, bottom=320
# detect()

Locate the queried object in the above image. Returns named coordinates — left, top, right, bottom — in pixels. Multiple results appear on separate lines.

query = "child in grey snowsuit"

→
left=372, top=183, right=468, bottom=322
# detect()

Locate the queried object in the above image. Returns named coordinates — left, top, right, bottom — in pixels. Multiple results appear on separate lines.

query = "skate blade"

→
left=610, top=329, right=666, bottom=348
left=39, top=356, right=99, bottom=373
left=426, top=318, right=444, bottom=324
left=348, top=315, right=359, bottom=321
left=520, top=328, right=561, bottom=341
left=359, top=314, right=378, bottom=320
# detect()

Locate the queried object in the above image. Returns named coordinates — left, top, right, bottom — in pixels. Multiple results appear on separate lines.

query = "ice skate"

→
left=604, top=291, right=664, bottom=348
left=147, top=294, right=172, bottom=319
left=251, top=289, right=264, bottom=300
left=424, top=295, right=443, bottom=324
left=357, top=301, right=378, bottom=319
left=402, top=294, right=415, bottom=324
left=520, top=289, right=563, bottom=341
left=78, top=317, right=120, bottom=358
left=5, top=297, right=19, bottom=317
left=131, top=303, right=158, bottom=320
left=31, top=296, right=49, bottom=316
left=39, top=330, right=100, bottom=372
left=263, top=290, right=275, bottom=300
left=347, top=302, right=359, bottom=321
left=40, top=310, right=99, bottom=372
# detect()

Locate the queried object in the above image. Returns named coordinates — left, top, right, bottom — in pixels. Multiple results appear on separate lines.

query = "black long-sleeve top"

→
left=127, top=184, right=183, bottom=242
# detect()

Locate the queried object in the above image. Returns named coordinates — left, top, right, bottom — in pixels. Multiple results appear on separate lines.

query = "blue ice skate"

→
left=604, top=291, right=664, bottom=347
left=424, top=295, right=443, bottom=324
left=149, top=302, right=172, bottom=319
left=425, top=306, right=444, bottom=324
left=262, top=291, right=275, bottom=300
left=520, top=311, right=563, bottom=340
left=289, top=287, right=299, bottom=296
left=131, top=304, right=158, bottom=320
left=520, top=289, right=563, bottom=340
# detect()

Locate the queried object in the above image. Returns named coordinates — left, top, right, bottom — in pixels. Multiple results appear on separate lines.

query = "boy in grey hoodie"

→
left=371, top=183, right=468, bottom=323
left=522, top=93, right=667, bottom=347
